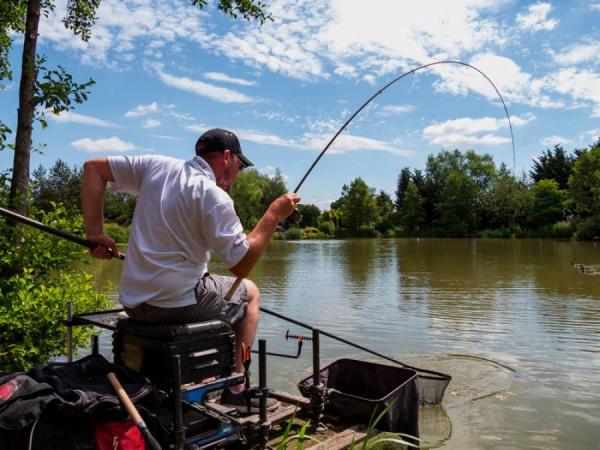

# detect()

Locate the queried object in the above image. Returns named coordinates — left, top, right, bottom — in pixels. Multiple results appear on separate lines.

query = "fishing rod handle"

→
left=224, top=277, right=244, bottom=301
left=107, top=372, right=162, bottom=450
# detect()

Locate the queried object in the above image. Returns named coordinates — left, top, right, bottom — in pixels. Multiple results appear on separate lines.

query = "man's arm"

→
left=82, top=157, right=120, bottom=259
left=229, top=193, right=300, bottom=278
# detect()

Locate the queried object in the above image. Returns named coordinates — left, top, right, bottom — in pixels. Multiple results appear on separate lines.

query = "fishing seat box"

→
left=113, top=319, right=235, bottom=390
left=298, top=358, right=419, bottom=438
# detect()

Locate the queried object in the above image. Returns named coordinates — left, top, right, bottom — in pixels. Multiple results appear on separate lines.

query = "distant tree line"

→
left=23, top=138, right=600, bottom=241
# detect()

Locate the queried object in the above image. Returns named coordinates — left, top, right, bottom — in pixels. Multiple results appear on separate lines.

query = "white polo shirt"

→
left=108, top=154, right=249, bottom=309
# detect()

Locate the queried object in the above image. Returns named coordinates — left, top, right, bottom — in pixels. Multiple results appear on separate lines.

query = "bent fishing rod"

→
left=0, top=205, right=446, bottom=379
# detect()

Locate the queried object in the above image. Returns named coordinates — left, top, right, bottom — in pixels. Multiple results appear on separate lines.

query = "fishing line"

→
left=293, top=59, right=516, bottom=194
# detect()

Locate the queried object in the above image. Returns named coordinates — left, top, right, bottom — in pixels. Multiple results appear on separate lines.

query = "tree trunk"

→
left=9, top=0, right=41, bottom=215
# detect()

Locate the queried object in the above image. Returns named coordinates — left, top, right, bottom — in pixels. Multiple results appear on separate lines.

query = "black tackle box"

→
left=113, top=319, right=236, bottom=389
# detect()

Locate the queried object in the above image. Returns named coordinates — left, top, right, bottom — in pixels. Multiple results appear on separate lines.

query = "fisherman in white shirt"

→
left=82, top=128, right=300, bottom=412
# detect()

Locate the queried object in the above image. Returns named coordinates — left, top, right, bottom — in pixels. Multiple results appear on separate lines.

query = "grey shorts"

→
left=124, top=273, right=248, bottom=326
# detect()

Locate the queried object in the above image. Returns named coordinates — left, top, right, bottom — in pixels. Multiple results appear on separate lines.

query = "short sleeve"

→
left=202, top=200, right=250, bottom=268
left=108, top=155, right=154, bottom=195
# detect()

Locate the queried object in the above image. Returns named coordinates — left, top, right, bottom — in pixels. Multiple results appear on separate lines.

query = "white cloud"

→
left=591, top=3, right=600, bottom=11
left=302, top=132, right=414, bottom=156
left=39, top=0, right=210, bottom=67
left=583, top=129, right=600, bottom=143
left=422, top=114, right=533, bottom=148
left=433, top=53, right=568, bottom=110
left=156, top=68, right=255, bottom=103
left=126, top=102, right=159, bottom=117
left=48, top=111, right=120, bottom=128
left=150, top=134, right=182, bottom=141
left=551, top=41, right=600, bottom=66
left=237, top=130, right=307, bottom=149
left=142, top=118, right=160, bottom=128
left=545, top=68, right=600, bottom=117
left=207, top=0, right=507, bottom=81
left=204, top=72, right=256, bottom=87
left=516, top=2, right=558, bottom=32
left=377, top=104, right=415, bottom=116
left=540, top=135, right=573, bottom=148
left=186, top=124, right=413, bottom=156
left=71, top=137, right=137, bottom=152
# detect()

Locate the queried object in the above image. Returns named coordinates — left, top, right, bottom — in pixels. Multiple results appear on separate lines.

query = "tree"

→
left=375, top=190, right=395, bottom=233
left=481, top=163, right=530, bottom=229
left=230, top=168, right=288, bottom=229
left=31, top=160, right=82, bottom=212
left=434, top=170, right=478, bottom=236
left=530, top=145, right=574, bottom=190
left=528, top=179, right=566, bottom=227
left=395, top=167, right=411, bottom=213
left=297, top=204, right=321, bottom=228
left=3, top=0, right=271, bottom=215
left=399, top=181, right=427, bottom=233
left=336, top=178, right=378, bottom=231
left=424, top=149, right=495, bottom=234
left=568, top=143, right=600, bottom=219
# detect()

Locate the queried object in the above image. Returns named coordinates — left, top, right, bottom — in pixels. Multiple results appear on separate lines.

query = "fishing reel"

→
left=277, top=208, right=302, bottom=231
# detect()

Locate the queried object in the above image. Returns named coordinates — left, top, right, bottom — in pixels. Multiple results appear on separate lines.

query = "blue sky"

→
left=1, top=0, right=599, bottom=209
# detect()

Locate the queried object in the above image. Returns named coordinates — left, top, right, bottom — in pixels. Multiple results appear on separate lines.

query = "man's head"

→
left=195, top=128, right=253, bottom=191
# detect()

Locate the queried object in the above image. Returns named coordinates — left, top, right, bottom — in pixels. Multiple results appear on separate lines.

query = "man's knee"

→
left=244, top=279, right=259, bottom=303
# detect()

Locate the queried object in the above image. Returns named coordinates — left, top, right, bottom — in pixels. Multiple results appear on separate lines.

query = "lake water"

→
left=87, top=239, right=600, bottom=449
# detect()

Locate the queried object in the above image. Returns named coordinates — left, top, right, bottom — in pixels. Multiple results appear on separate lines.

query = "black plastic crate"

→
left=113, top=319, right=235, bottom=389
left=298, top=359, right=419, bottom=438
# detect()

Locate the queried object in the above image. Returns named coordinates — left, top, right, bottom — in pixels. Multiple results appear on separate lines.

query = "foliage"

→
left=31, top=160, right=82, bottom=212
left=303, top=226, right=326, bottom=239
left=297, top=204, right=321, bottom=228
left=530, top=145, right=574, bottom=190
left=574, top=215, right=600, bottom=241
left=527, top=179, right=566, bottom=227
left=0, top=270, right=110, bottom=371
left=104, top=222, right=130, bottom=244
left=398, top=181, right=427, bottom=234
left=337, top=178, right=378, bottom=231
left=35, top=56, right=95, bottom=127
left=394, top=167, right=411, bottom=213
left=0, top=194, right=110, bottom=371
left=104, top=186, right=137, bottom=226
left=284, top=227, right=303, bottom=240
left=480, top=164, right=529, bottom=229
left=230, top=168, right=287, bottom=230
left=568, top=143, right=600, bottom=219
left=374, top=191, right=395, bottom=233
left=317, top=220, right=335, bottom=236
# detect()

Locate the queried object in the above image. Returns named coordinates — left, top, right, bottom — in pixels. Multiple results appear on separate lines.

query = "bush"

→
left=284, top=227, right=303, bottom=240
left=575, top=215, right=600, bottom=240
left=0, top=201, right=110, bottom=371
left=105, top=222, right=130, bottom=244
left=0, top=271, right=111, bottom=371
left=303, top=227, right=327, bottom=239
left=317, top=220, right=335, bottom=236
left=478, top=228, right=514, bottom=238
left=356, top=225, right=380, bottom=238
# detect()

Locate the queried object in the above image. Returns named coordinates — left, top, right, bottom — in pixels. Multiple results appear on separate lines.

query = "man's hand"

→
left=267, top=193, right=301, bottom=220
left=87, top=233, right=120, bottom=259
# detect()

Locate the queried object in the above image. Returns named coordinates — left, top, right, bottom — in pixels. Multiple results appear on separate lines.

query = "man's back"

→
left=108, top=155, right=248, bottom=309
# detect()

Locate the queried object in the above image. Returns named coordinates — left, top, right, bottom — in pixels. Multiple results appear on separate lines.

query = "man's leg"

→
left=230, top=279, right=259, bottom=394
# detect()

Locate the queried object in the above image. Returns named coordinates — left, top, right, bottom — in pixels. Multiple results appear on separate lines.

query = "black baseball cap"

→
left=195, top=128, right=253, bottom=169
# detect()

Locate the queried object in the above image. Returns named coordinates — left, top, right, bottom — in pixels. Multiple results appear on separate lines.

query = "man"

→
left=81, top=128, right=300, bottom=412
